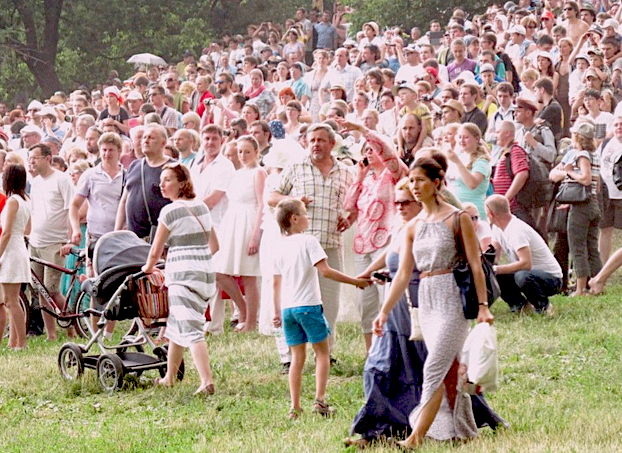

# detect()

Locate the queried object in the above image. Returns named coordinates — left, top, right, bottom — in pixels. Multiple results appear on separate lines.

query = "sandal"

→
left=287, top=407, right=303, bottom=420
left=194, top=384, right=215, bottom=396
left=311, top=399, right=335, bottom=417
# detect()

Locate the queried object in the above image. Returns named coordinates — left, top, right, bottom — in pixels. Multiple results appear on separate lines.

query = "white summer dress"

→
left=0, top=195, right=31, bottom=283
left=214, top=166, right=263, bottom=276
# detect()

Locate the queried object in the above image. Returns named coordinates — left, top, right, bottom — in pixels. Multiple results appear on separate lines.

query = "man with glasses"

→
left=165, top=74, right=188, bottom=114
left=148, top=86, right=178, bottom=134
left=28, top=143, right=75, bottom=341
left=562, top=1, right=589, bottom=45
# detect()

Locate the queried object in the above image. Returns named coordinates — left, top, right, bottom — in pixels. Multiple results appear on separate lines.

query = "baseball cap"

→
left=570, top=122, right=595, bottom=139
left=27, top=100, right=43, bottom=111
left=480, top=63, right=495, bottom=73
left=392, top=82, right=417, bottom=96
left=126, top=90, right=143, bottom=101
left=36, top=106, right=57, bottom=117
left=508, top=25, right=526, bottom=36
left=21, top=125, right=43, bottom=136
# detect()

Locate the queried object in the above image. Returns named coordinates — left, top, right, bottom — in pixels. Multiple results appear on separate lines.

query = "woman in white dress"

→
left=0, top=165, right=31, bottom=350
left=215, top=136, right=267, bottom=332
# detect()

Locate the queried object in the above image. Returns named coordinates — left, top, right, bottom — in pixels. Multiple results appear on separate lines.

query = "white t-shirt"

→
left=395, top=64, right=425, bottom=84
left=190, top=152, right=235, bottom=227
left=589, top=111, right=614, bottom=140
left=475, top=220, right=492, bottom=243
left=492, top=216, right=562, bottom=278
left=598, top=137, right=622, bottom=200
left=273, top=234, right=327, bottom=310
left=30, top=169, right=74, bottom=247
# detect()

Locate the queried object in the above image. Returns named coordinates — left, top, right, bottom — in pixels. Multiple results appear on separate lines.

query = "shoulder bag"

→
left=555, top=153, right=592, bottom=204
left=453, top=211, right=500, bottom=319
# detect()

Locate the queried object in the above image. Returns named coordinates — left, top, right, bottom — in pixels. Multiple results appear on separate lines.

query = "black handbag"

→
left=555, top=180, right=590, bottom=204
left=453, top=212, right=501, bottom=319
left=548, top=202, right=570, bottom=234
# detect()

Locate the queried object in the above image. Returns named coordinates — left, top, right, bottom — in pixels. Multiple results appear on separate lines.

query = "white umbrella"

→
left=127, top=53, right=167, bottom=66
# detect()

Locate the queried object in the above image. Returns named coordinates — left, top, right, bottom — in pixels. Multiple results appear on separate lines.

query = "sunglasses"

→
left=471, top=215, right=479, bottom=221
left=395, top=200, right=415, bottom=207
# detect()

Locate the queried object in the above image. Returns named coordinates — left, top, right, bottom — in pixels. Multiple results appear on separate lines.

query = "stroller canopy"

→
left=93, top=231, right=152, bottom=276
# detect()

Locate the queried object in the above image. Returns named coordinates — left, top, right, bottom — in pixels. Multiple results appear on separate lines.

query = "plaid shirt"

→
left=276, top=156, right=353, bottom=249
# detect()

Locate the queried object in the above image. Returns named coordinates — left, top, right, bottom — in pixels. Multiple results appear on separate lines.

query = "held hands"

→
left=477, top=305, right=494, bottom=324
left=353, top=277, right=372, bottom=289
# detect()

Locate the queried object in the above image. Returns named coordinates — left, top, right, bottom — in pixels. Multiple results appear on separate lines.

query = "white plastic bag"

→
left=461, top=323, right=498, bottom=393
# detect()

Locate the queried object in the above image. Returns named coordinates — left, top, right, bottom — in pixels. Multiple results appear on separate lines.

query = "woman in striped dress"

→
left=142, top=162, right=219, bottom=396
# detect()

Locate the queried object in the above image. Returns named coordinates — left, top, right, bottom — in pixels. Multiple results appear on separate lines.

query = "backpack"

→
left=602, top=139, right=622, bottom=190
left=504, top=148, right=553, bottom=209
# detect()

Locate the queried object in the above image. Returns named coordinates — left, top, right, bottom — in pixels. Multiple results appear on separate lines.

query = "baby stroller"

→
left=58, top=231, right=184, bottom=392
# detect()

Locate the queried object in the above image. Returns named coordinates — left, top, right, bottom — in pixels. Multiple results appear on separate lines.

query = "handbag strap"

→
left=182, top=203, right=210, bottom=244
left=452, top=210, right=467, bottom=259
left=140, top=159, right=153, bottom=226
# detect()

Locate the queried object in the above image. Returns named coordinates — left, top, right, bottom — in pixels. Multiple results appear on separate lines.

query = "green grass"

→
left=3, top=285, right=622, bottom=452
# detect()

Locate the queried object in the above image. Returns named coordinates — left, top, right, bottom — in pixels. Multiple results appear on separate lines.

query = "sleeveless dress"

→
left=214, top=167, right=262, bottom=276
left=307, top=71, right=325, bottom=122
left=409, top=212, right=478, bottom=440
left=0, top=195, right=31, bottom=283
left=160, top=199, right=216, bottom=347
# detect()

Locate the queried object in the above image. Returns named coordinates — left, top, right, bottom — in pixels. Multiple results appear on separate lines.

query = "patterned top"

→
left=276, top=156, right=353, bottom=249
left=571, top=149, right=600, bottom=196
left=344, top=131, right=408, bottom=254
left=159, top=199, right=216, bottom=300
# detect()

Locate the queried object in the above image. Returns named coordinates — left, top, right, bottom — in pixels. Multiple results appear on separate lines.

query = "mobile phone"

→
left=362, top=157, right=369, bottom=166
left=372, top=272, right=392, bottom=282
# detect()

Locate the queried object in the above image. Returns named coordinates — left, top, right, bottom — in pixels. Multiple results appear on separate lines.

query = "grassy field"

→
left=3, top=280, right=622, bottom=452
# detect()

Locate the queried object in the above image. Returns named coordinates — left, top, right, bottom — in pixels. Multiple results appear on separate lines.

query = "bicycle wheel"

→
left=2, top=292, right=29, bottom=340
left=73, top=291, right=92, bottom=339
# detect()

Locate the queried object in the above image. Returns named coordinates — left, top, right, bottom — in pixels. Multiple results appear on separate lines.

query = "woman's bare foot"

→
left=589, top=278, right=605, bottom=295
left=154, top=377, right=174, bottom=388
left=570, top=291, right=586, bottom=297
left=396, top=440, right=420, bottom=450
left=194, top=383, right=215, bottom=396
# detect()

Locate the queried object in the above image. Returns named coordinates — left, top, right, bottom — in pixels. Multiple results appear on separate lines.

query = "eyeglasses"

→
left=471, top=215, right=479, bottom=221
left=395, top=200, right=415, bottom=207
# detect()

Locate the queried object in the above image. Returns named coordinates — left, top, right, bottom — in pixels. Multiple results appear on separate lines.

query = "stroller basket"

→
left=128, top=272, right=169, bottom=319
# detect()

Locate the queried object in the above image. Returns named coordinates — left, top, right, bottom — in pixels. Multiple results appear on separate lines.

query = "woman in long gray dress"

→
left=142, top=163, right=219, bottom=395
left=373, top=157, right=493, bottom=448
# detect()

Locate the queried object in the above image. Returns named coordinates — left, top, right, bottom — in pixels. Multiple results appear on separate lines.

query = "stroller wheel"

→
left=97, top=354, right=125, bottom=392
left=58, top=343, right=84, bottom=381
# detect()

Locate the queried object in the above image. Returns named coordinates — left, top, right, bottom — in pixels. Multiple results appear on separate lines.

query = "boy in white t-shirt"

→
left=273, top=199, right=369, bottom=419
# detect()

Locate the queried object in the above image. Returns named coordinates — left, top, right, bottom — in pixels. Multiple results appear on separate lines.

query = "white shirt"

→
left=273, top=234, right=327, bottom=309
left=598, top=137, right=622, bottom=200
left=190, top=152, right=235, bottom=227
left=492, top=216, right=563, bottom=278
left=30, top=169, right=74, bottom=247
left=395, top=64, right=425, bottom=84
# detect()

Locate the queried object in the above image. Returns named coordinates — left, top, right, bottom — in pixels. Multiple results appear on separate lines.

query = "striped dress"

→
left=159, top=199, right=216, bottom=347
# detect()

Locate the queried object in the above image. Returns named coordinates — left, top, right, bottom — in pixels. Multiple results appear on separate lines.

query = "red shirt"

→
left=493, top=144, right=529, bottom=212
left=0, top=192, right=7, bottom=235
left=196, top=91, right=215, bottom=118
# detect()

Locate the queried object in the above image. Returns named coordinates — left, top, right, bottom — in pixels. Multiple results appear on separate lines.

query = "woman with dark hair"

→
left=142, top=162, right=220, bottom=395
left=373, top=157, right=493, bottom=448
left=0, top=164, right=30, bottom=349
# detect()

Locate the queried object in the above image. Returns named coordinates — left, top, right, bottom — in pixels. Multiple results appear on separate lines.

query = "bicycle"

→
left=25, top=246, right=92, bottom=338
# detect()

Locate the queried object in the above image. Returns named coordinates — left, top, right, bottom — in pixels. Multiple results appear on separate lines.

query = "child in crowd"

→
left=272, top=199, right=369, bottom=419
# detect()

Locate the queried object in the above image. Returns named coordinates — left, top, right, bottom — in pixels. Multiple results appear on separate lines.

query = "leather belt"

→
left=420, top=268, right=453, bottom=279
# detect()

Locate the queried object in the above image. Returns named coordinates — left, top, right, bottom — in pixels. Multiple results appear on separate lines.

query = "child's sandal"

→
left=288, top=407, right=303, bottom=420
left=312, top=399, right=335, bottom=417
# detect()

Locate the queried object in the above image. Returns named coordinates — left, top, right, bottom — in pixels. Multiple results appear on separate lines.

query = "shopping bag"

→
left=461, top=323, right=498, bottom=393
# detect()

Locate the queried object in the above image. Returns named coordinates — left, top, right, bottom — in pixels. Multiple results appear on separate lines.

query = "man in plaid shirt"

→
left=269, top=123, right=354, bottom=353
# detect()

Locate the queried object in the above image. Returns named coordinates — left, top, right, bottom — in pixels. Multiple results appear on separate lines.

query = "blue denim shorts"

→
left=282, top=305, right=331, bottom=347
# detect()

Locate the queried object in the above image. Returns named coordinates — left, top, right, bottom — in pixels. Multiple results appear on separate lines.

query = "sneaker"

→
left=281, top=362, right=291, bottom=375
left=312, top=399, right=335, bottom=417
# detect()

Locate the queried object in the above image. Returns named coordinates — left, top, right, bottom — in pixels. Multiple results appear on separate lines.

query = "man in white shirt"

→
left=190, top=124, right=235, bottom=335
left=320, top=48, right=363, bottom=103
left=486, top=195, right=562, bottom=315
left=28, top=143, right=75, bottom=340
left=395, top=44, right=424, bottom=84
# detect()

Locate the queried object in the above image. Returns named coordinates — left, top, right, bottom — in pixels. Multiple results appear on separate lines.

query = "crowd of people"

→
left=1, top=0, right=622, bottom=447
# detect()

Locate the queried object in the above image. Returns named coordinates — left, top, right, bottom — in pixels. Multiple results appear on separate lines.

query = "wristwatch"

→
left=479, top=301, right=489, bottom=307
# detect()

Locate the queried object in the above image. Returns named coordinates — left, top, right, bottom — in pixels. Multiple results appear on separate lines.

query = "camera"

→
left=421, top=94, right=433, bottom=102
left=64, top=115, right=73, bottom=123
left=362, top=157, right=369, bottom=166
left=203, top=99, right=212, bottom=106
left=223, top=129, right=231, bottom=136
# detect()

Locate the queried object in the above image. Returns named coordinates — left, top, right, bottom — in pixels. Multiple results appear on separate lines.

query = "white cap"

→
left=21, top=125, right=43, bottom=136
left=508, top=25, right=526, bottom=36
left=103, top=86, right=121, bottom=99
left=27, top=100, right=43, bottom=111
left=455, top=71, right=476, bottom=83
left=604, top=19, right=620, bottom=30
left=36, top=106, right=57, bottom=117
left=126, top=90, right=143, bottom=101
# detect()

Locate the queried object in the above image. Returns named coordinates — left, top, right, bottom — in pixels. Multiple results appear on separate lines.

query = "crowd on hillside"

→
left=1, top=0, right=622, bottom=447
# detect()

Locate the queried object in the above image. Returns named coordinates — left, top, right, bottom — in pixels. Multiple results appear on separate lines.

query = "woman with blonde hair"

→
left=181, top=111, right=201, bottom=132
left=447, top=123, right=491, bottom=220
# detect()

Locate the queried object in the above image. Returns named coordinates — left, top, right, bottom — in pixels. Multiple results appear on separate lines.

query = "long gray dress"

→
left=408, top=211, right=478, bottom=440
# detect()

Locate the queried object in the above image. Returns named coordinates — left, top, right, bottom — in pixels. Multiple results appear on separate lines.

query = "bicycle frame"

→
left=29, top=252, right=86, bottom=321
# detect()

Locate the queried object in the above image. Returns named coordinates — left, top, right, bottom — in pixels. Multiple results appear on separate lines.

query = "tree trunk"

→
left=25, top=58, right=63, bottom=97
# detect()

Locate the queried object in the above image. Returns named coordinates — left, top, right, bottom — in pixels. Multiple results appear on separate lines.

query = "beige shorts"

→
left=30, top=243, right=65, bottom=295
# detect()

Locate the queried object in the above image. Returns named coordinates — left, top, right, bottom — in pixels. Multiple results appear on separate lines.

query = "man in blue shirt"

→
left=314, top=11, right=337, bottom=51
